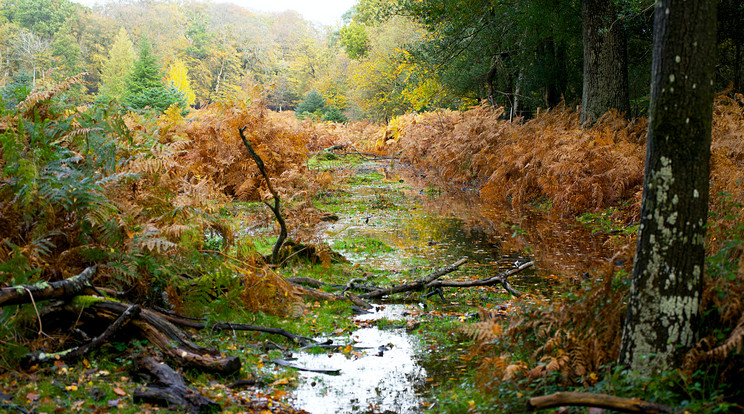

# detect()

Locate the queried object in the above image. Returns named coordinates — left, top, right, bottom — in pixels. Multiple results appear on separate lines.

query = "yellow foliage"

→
left=165, top=58, right=196, bottom=106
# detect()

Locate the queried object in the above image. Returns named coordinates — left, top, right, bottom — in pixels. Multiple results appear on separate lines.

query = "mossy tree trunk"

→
left=619, top=0, right=717, bottom=372
left=581, top=0, right=630, bottom=124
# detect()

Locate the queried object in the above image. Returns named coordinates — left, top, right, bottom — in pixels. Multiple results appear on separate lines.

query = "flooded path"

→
left=286, top=162, right=538, bottom=413
left=291, top=304, right=425, bottom=414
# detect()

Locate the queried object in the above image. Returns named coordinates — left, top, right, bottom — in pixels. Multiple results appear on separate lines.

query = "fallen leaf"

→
left=269, top=378, right=289, bottom=387
left=113, top=387, right=127, bottom=396
left=26, top=392, right=40, bottom=402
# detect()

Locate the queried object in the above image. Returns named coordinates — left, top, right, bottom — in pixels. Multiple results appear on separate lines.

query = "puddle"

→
left=291, top=304, right=426, bottom=414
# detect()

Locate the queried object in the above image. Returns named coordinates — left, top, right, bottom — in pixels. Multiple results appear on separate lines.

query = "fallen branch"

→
left=426, top=261, right=533, bottom=297
left=272, top=358, right=341, bottom=375
left=156, top=311, right=316, bottom=347
left=78, top=299, right=241, bottom=375
left=26, top=304, right=140, bottom=365
left=0, top=266, right=96, bottom=306
left=239, top=126, right=287, bottom=265
left=360, top=258, right=468, bottom=300
left=133, top=356, right=220, bottom=414
left=527, top=392, right=674, bottom=413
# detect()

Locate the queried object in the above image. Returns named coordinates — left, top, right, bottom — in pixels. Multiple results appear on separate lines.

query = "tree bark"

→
left=527, top=392, right=673, bottom=413
left=0, top=266, right=96, bottom=306
left=82, top=300, right=241, bottom=375
left=619, top=0, right=717, bottom=372
left=581, top=0, right=630, bottom=124
left=133, top=357, right=220, bottom=414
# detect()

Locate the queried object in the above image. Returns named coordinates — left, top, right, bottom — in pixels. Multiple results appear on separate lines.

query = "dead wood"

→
left=133, top=356, right=220, bottom=414
left=156, top=311, right=315, bottom=347
left=239, top=126, right=287, bottom=265
left=0, top=266, right=96, bottom=306
left=426, top=261, right=533, bottom=297
left=26, top=304, right=140, bottom=365
left=344, top=291, right=373, bottom=309
left=527, top=391, right=674, bottom=413
left=78, top=299, right=241, bottom=375
left=271, top=358, right=341, bottom=375
left=359, top=257, right=469, bottom=299
left=286, top=276, right=344, bottom=290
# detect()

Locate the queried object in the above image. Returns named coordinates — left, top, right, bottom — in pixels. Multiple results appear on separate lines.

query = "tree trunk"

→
left=735, top=43, right=742, bottom=93
left=581, top=0, right=630, bottom=124
left=619, top=0, right=717, bottom=372
left=538, top=37, right=563, bottom=108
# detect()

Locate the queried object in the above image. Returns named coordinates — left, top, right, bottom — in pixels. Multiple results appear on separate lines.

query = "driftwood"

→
left=26, top=304, right=140, bottom=365
left=0, top=266, right=96, bottom=306
left=133, top=356, right=220, bottom=414
left=359, top=257, right=469, bottom=299
left=527, top=392, right=674, bottom=414
left=79, top=299, right=241, bottom=375
left=239, top=126, right=287, bottom=265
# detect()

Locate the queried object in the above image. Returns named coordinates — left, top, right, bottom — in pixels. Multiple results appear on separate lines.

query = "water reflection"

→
left=291, top=305, right=426, bottom=414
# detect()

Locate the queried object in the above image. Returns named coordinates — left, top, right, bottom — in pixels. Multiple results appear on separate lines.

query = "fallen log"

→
left=360, top=257, right=468, bottom=300
left=527, top=392, right=674, bottom=413
left=133, top=356, right=220, bottom=414
left=26, top=304, right=140, bottom=365
left=0, top=266, right=96, bottom=306
left=76, top=298, right=241, bottom=375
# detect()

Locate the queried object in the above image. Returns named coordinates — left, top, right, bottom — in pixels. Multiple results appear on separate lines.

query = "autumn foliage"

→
left=337, top=95, right=744, bottom=386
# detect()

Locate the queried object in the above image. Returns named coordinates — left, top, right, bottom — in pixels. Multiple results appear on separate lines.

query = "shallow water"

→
left=292, top=166, right=540, bottom=413
left=291, top=304, right=426, bottom=414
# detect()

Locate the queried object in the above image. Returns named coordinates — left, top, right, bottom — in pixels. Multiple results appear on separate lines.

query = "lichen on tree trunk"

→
left=619, top=0, right=717, bottom=372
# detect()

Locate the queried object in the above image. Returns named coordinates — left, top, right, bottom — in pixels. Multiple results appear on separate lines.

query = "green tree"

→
left=295, top=90, right=326, bottom=118
left=100, top=27, right=135, bottom=101
left=619, top=0, right=717, bottom=372
left=124, top=40, right=185, bottom=113
left=0, top=0, right=81, bottom=38
left=340, top=22, right=370, bottom=59
left=51, top=23, right=83, bottom=77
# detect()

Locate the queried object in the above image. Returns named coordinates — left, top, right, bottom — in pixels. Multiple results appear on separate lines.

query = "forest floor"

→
left=2, top=154, right=574, bottom=413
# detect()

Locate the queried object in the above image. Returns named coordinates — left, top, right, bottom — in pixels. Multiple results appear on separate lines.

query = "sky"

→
left=71, top=0, right=358, bottom=26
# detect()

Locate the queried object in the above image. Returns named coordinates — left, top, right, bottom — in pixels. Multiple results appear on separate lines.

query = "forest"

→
left=1, top=0, right=743, bottom=413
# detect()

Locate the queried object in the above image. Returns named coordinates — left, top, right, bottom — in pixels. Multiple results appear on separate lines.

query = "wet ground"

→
left=291, top=304, right=425, bottom=414
left=288, top=161, right=539, bottom=413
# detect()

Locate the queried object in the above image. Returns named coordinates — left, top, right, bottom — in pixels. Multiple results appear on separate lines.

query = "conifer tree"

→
left=100, top=27, right=135, bottom=101
left=127, top=40, right=162, bottom=96
left=124, top=39, right=186, bottom=113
